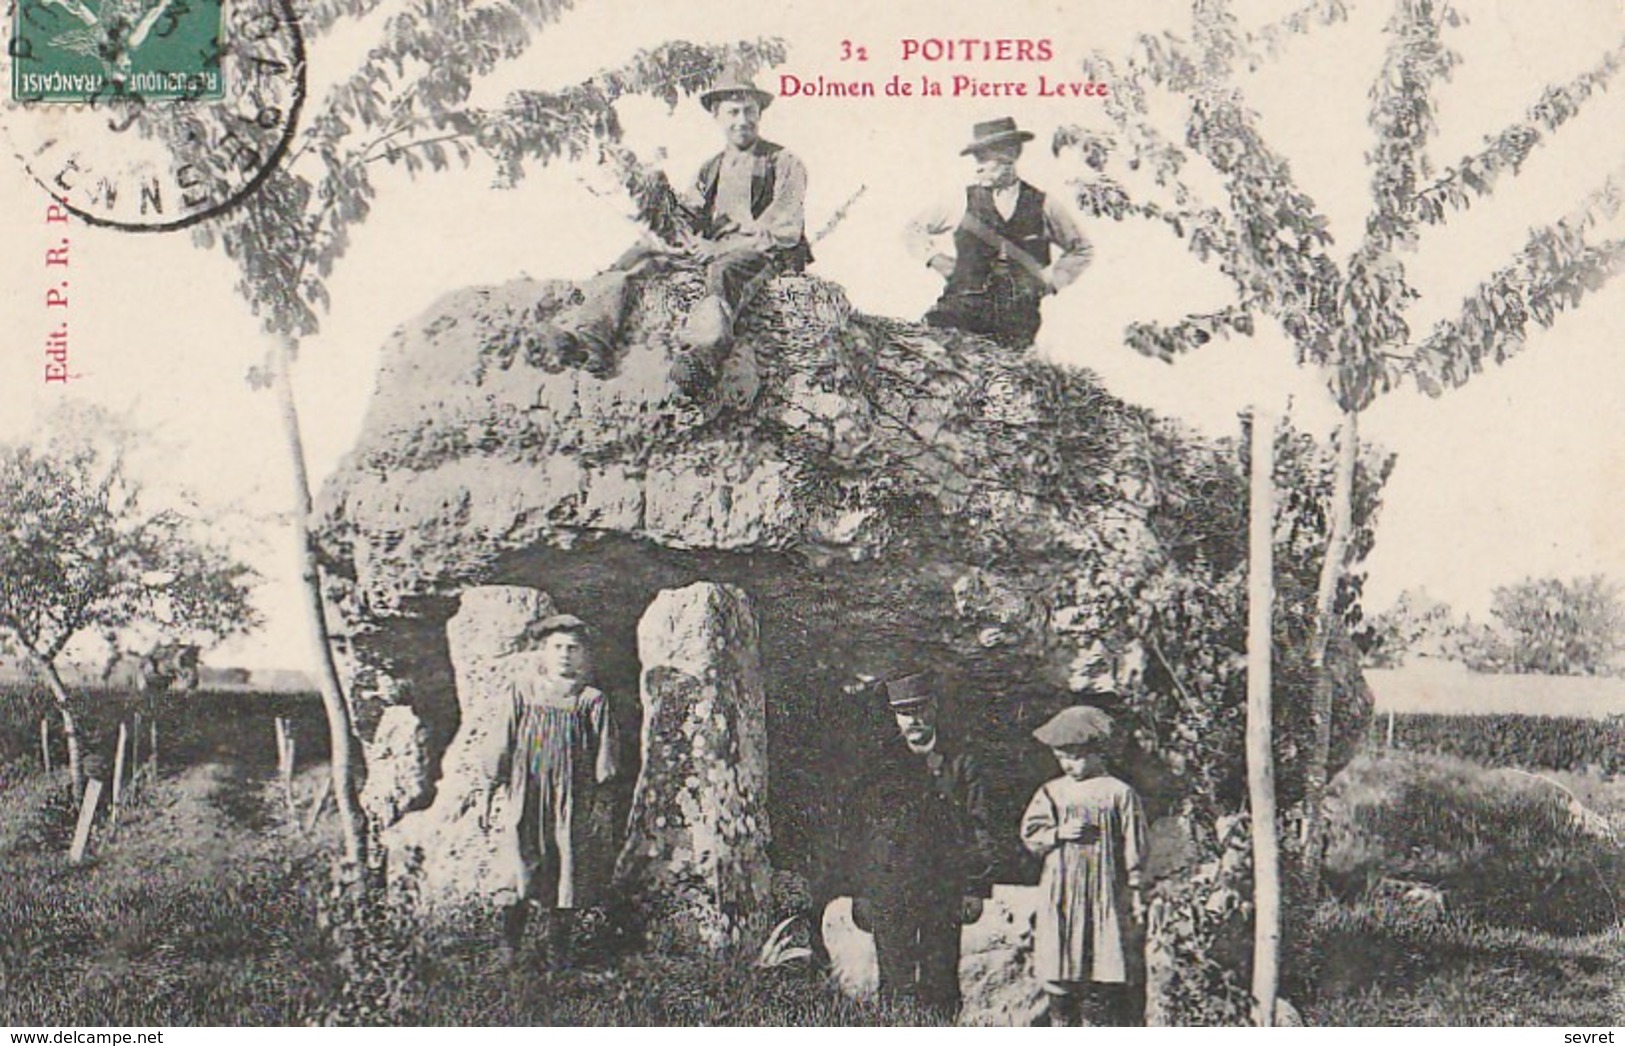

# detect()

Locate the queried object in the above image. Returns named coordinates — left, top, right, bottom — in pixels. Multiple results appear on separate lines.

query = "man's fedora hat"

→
left=882, top=672, right=937, bottom=711
left=961, top=116, right=1035, bottom=155
left=701, top=71, right=774, bottom=113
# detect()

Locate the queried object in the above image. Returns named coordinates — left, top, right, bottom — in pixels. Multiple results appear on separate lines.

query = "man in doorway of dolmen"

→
left=849, top=672, right=997, bottom=1021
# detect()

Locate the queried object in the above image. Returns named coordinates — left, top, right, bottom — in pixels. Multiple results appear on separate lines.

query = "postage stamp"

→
left=0, top=0, right=302, bottom=230
left=10, top=0, right=224, bottom=103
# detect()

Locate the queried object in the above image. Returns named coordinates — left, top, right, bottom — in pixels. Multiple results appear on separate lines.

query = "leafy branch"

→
left=1406, top=172, right=1625, bottom=395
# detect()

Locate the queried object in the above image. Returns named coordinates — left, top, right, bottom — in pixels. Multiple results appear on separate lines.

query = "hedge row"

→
left=1378, top=712, right=1623, bottom=775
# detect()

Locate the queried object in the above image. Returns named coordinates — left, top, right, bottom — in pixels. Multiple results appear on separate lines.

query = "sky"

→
left=1, top=0, right=1621, bottom=670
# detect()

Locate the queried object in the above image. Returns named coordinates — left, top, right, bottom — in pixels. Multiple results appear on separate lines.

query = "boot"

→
left=680, top=294, right=734, bottom=354
left=543, top=908, right=575, bottom=970
left=1045, top=992, right=1082, bottom=1027
left=499, top=901, right=530, bottom=965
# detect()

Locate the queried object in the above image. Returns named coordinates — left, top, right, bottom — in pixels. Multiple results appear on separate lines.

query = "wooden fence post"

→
left=130, top=712, right=143, bottom=795
left=69, top=779, right=104, bottom=864
left=109, top=722, right=129, bottom=831
left=275, top=716, right=298, bottom=823
left=305, top=777, right=332, bottom=833
left=149, top=719, right=159, bottom=781
left=40, top=717, right=51, bottom=776
left=1245, top=405, right=1281, bottom=1027
left=1386, top=709, right=1396, bottom=749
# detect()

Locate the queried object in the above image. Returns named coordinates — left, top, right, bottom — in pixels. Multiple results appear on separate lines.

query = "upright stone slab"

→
left=384, top=585, right=556, bottom=904
left=360, top=705, right=430, bottom=825
left=617, top=582, right=770, bottom=949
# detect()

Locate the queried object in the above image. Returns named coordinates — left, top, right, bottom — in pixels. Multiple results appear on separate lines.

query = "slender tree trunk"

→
left=273, top=332, right=367, bottom=865
left=1246, top=407, right=1281, bottom=1027
left=33, top=654, right=85, bottom=799
left=1302, top=408, right=1357, bottom=899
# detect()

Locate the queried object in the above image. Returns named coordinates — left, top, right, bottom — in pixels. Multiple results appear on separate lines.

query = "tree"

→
left=1488, top=574, right=1624, bottom=676
left=0, top=406, right=259, bottom=797
left=1065, top=0, right=1622, bottom=1022
left=1358, top=588, right=1460, bottom=667
left=124, top=0, right=784, bottom=865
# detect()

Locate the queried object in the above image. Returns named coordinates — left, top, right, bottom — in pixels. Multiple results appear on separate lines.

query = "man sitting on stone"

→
left=548, top=71, right=811, bottom=395
left=905, top=117, right=1092, bottom=349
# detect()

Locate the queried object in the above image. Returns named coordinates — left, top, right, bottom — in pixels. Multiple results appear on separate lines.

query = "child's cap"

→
left=1033, top=705, right=1114, bottom=748
left=527, top=613, right=593, bottom=640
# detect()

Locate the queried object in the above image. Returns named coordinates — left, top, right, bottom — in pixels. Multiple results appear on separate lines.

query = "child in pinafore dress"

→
left=1021, top=705, right=1147, bottom=1026
left=487, top=613, right=619, bottom=967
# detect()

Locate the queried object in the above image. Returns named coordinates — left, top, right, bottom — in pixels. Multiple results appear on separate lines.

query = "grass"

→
left=2, top=697, right=1619, bottom=1025
left=0, top=762, right=335, bottom=1025
left=1323, top=750, right=1623, bottom=934
left=0, top=752, right=929, bottom=1026
left=1303, top=905, right=1623, bottom=1025
left=1300, top=749, right=1625, bottom=1025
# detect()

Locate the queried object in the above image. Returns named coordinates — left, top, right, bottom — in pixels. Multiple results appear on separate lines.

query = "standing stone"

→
left=617, top=582, right=770, bottom=950
left=360, top=705, right=430, bottom=825
left=384, top=585, right=556, bottom=904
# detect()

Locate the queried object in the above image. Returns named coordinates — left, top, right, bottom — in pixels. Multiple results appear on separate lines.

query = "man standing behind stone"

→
left=905, top=117, right=1092, bottom=349
left=549, top=71, right=811, bottom=395
left=849, top=672, right=996, bottom=1020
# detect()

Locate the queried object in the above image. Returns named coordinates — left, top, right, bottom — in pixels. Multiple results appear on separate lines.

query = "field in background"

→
left=0, top=684, right=329, bottom=779
left=1366, top=664, right=1625, bottom=719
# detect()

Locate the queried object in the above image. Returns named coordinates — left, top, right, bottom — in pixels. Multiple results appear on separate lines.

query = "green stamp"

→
left=12, top=0, right=224, bottom=102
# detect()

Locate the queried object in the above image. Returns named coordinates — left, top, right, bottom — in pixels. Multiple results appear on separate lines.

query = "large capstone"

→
left=616, top=582, right=770, bottom=949
left=318, top=270, right=1375, bottom=897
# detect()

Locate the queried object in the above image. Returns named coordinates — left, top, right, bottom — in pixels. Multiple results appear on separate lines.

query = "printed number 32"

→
left=840, top=40, right=868, bottom=61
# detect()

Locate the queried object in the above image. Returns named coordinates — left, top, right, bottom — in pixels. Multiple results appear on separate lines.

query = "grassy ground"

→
left=1, top=709, right=1619, bottom=1025
left=1300, top=749, right=1625, bottom=1025
left=0, top=753, right=925, bottom=1026
left=1303, top=905, right=1623, bottom=1025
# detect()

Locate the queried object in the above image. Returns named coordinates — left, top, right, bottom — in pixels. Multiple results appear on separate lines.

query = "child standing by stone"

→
left=1020, top=705, right=1147, bottom=1026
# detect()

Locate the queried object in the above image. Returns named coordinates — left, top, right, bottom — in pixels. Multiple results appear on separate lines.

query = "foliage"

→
left=1484, top=575, right=1625, bottom=676
left=1385, top=713, right=1624, bottom=776
left=1146, top=812, right=1256, bottom=1026
left=0, top=407, right=260, bottom=674
left=137, top=0, right=787, bottom=344
left=1064, top=0, right=1622, bottom=1017
left=1357, top=588, right=1462, bottom=667
left=311, top=849, right=427, bottom=1026
left=1102, top=420, right=1393, bottom=822
left=1067, top=0, right=1623, bottom=410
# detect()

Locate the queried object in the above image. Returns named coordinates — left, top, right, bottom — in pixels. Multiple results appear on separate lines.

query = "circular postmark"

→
left=1, top=0, right=305, bottom=231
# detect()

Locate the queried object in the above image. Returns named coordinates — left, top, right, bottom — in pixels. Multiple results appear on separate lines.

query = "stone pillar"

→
left=617, top=582, right=771, bottom=950
left=360, top=705, right=430, bottom=825
left=384, top=585, right=556, bottom=904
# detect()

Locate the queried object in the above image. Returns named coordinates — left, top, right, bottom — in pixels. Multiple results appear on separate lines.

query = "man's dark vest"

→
left=695, top=138, right=813, bottom=272
left=944, top=181, right=1050, bottom=297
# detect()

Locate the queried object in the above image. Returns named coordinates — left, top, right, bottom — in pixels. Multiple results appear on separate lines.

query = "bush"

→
left=1325, top=752, right=1623, bottom=935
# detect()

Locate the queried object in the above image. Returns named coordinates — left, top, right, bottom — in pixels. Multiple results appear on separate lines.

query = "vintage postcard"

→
left=1, top=0, right=1621, bottom=1030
